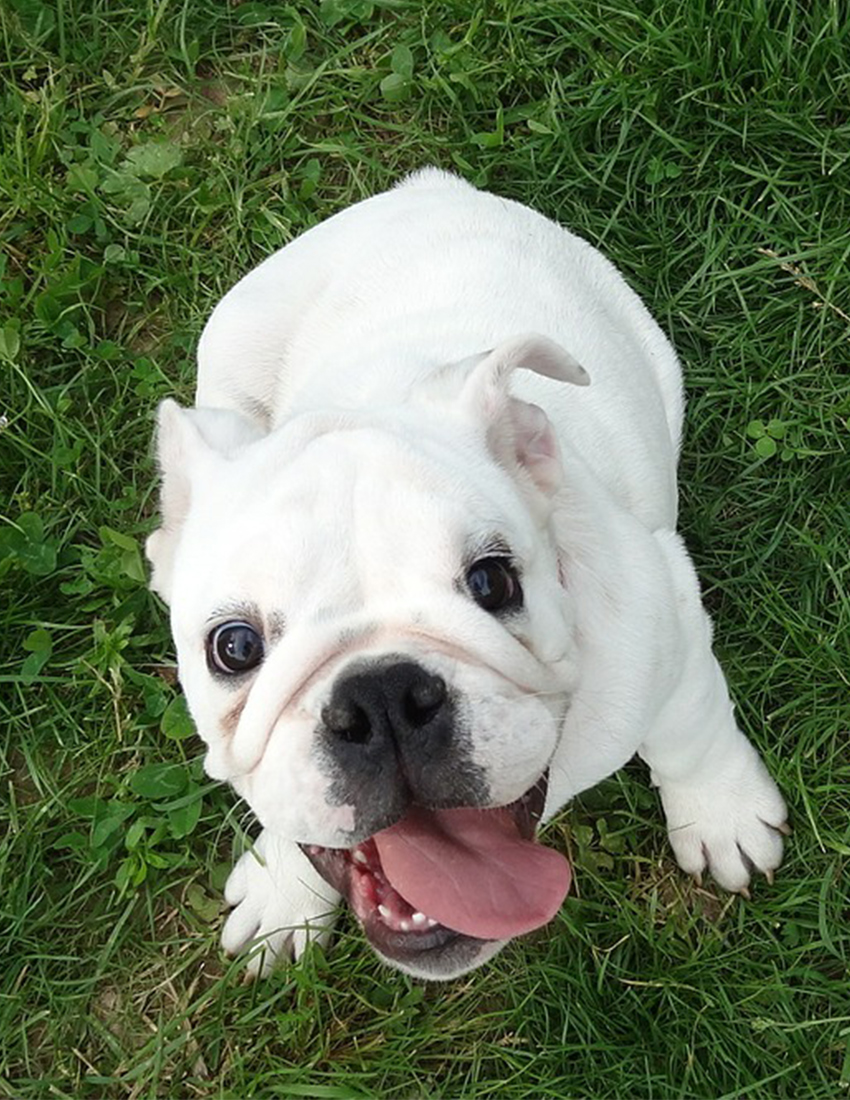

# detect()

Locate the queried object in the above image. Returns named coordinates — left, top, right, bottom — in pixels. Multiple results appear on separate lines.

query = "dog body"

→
left=147, top=170, right=786, bottom=979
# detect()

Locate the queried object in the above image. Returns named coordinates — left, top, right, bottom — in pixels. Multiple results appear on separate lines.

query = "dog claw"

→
left=765, top=868, right=774, bottom=886
left=738, top=885, right=752, bottom=901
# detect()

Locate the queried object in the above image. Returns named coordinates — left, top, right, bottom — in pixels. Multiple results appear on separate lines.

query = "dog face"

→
left=148, top=336, right=587, bottom=976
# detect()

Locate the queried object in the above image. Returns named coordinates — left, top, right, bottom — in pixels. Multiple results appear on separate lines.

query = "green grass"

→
left=1, top=0, right=848, bottom=1096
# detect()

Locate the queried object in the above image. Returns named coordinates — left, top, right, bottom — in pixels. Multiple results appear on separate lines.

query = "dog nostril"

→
left=404, top=673, right=447, bottom=727
left=322, top=703, right=372, bottom=744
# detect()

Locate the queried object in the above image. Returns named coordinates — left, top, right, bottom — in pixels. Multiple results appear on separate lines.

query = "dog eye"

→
left=207, top=621, right=264, bottom=675
left=466, top=558, right=523, bottom=612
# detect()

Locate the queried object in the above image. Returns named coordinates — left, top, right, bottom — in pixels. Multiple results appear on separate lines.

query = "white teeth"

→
left=399, top=920, right=411, bottom=932
left=426, top=918, right=437, bottom=927
left=378, top=904, right=391, bottom=920
left=411, top=911, right=427, bottom=925
left=353, top=849, right=368, bottom=864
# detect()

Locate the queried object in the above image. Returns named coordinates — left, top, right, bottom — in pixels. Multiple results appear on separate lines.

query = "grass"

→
left=0, top=0, right=847, bottom=1096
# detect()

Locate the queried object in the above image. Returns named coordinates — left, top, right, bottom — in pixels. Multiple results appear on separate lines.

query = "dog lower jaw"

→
left=376, top=933, right=508, bottom=981
left=300, top=773, right=549, bottom=978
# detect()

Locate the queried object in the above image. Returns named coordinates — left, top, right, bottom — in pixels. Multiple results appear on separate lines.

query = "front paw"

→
left=221, top=832, right=341, bottom=977
left=660, top=749, right=788, bottom=894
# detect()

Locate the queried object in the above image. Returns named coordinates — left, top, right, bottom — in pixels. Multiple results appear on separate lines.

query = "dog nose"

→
left=322, top=662, right=447, bottom=745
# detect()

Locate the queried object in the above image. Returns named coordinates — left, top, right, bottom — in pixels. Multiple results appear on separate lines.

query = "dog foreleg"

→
left=221, top=829, right=341, bottom=976
left=638, top=530, right=788, bottom=892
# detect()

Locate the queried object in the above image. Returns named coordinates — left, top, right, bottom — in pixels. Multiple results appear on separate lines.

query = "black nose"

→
left=322, top=661, right=448, bottom=745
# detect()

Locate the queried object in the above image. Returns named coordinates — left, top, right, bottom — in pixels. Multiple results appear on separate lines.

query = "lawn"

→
left=1, top=1, right=848, bottom=1097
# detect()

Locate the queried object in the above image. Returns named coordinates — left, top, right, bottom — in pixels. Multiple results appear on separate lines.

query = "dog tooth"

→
left=377, top=904, right=391, bottom=920
left=411, top=911, right=427, bottom=925
left=400, top=920, right=411, bottom=932
left=353, top=849, right=368, bottom=864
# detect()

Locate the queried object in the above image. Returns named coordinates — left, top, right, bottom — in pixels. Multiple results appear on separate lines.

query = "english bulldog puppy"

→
left=146, top=169, right=788, bottom=980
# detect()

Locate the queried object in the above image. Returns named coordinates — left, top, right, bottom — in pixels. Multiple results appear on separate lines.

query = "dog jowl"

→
left=146, top=169, right=787, bottom=980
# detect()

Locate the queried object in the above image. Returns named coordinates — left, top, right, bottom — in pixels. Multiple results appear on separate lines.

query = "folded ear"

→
left=460, top=332, right=590, bottom=397
left=420, top=333, right=589, bottom=495
left=146, top=401, right=264, bottom=603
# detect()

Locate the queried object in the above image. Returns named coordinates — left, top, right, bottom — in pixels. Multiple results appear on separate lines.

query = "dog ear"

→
left=424, top=333, right=590, bottom=495
left=460, top=333, right=590, bottom=396
left=146, top=401, right=264, bottom=602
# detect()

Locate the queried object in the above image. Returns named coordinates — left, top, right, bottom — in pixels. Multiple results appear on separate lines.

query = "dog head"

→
left=147, top=334, right=588, bottom=978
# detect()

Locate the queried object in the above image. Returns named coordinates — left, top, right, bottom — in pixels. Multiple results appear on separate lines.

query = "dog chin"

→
left=377, top=936, right=508, bottom=981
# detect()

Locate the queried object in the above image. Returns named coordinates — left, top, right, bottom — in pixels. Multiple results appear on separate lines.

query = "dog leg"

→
left=221, top=829, right=341, bottom=977
left=638, top=531, right=788, bottom=892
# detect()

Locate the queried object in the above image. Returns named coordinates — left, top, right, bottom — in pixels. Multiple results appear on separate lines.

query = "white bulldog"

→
left=146, top=169, right=788, bottom=980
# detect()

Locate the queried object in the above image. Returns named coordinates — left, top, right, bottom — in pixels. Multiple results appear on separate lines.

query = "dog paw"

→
left=659, top=747, right=788, bottom=894
left=221, top=831, right=341, bottom=977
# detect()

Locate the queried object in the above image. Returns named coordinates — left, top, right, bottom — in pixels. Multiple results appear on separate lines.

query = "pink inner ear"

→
left=507, top=399, right=564, bottom=492
left=513, top=401, right=555, bottom=459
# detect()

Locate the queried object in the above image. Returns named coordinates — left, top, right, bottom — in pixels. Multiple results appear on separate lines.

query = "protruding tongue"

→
left=373, top=804, right=571, bottom=940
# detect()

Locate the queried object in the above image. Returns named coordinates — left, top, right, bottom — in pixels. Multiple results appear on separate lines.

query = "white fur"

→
left=221, top=831, right=339, bottom=973
left=147, top=169, right=787, bottom=979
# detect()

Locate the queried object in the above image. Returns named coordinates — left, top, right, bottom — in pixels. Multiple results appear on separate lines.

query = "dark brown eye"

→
left=207, top=622, right=264, bottom=674
left=466, top=558, right=523, bottom=612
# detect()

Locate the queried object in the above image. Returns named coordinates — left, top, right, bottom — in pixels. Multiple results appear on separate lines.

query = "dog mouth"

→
left=300, top=772, right=572, bottom=966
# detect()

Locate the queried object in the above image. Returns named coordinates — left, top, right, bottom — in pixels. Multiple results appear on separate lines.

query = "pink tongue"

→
left=373, top=804, right=571, bottom=940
